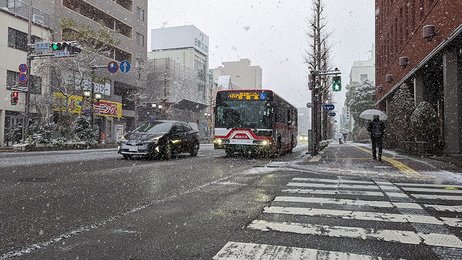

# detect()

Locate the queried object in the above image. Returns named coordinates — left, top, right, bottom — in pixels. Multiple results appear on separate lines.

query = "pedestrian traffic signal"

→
left=332, top=76, right=342, bottom=92
left=11, top=91, right=19, bottom=105
left=50, top=41, right=82, bottom=54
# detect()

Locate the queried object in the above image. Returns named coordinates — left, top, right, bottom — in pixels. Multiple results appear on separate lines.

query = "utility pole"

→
left=22, top=0, right=33, bottom=142
left=309, top=68, right=341, bottom=156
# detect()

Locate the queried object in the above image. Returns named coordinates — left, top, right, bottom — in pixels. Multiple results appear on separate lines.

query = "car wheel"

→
left=163, top=143, right=173, bottom=160
left=190, top=140, right=199, bottom=156
left=123, top=154, right=132, bottom=160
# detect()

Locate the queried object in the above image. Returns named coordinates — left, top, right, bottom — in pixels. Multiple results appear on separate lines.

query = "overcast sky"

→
left=148, top=0, right=375, bottom=110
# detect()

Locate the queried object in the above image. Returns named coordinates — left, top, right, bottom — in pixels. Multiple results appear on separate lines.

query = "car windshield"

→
left=133, top=122, right=173, bottom=134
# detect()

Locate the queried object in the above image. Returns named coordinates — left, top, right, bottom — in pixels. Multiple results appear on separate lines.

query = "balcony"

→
left=0, top=0, right=50, bottom=28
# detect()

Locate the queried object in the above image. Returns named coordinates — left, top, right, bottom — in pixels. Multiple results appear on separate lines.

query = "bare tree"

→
left=305, top=0, right=334, bottom=142
left=32, top=18, right=119, bottom=141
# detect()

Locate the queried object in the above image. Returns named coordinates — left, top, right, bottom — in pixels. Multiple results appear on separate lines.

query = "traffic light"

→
left=11, top=91, right=19, bottom=105
left=50, top=41, right=81, bottom=54
left=332, top=76, right=342, bottom=92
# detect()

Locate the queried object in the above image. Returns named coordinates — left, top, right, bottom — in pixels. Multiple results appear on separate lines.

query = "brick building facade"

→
left=376, top=0, right=462, bottom=154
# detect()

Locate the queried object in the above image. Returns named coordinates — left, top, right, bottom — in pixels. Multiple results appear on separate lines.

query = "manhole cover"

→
left=17, top=177, right=53, bottom=183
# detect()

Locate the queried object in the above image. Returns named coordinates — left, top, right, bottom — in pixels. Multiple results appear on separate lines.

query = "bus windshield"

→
left=215, top=100, right=273, bottom=129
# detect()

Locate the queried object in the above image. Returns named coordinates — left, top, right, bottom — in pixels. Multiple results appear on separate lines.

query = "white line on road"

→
left=263, top=206, right=444, bottom=225
left=282, top=189, right=385, bottom=197
left=411, top=194, right=462, bottom=201
left=440, top=217, right=462, bottom=228
left=395, top=183, right=462, bottom=189
left=287, top=182, right=381, bottom=190
left=425, top=204, right=462, bottom=213
left=292, top=177, right=374, bottom=184
left=213, top=241, right=381, bottom=260
left=402, top=187, right=462, bottom=194
left=247, top=220, right=462, bottom=248
left=274, top=196, right=422, bottom=209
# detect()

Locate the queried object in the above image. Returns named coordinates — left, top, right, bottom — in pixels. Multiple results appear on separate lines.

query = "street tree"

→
left=344, top=80, right=376, bottom=141
left=305, top=0, right=334, bottom=141
left=387, top=84, right=415, bottom=149
left=33, top=18, right=119, bottom=143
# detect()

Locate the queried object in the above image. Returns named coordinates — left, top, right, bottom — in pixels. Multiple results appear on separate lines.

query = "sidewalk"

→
left=291, top=142, right=462, bottom=182
left=0, top=143, right=117, bottom=153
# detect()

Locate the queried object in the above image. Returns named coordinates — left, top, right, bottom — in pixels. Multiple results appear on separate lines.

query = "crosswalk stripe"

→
left=402, top=187, right=462, bottom=194
left=282, top=189, right=385, bottom=197
left=274, top=196, right=422, bottom=209
left=263, top=206, right=444, bottom=225
left=287, top=182, right=381, bottom=190
left=292, top=177, right=374, bottom=185
left=411, top=194, right=462, bottom=201
left=385, top=192, right=409, bottom=198
left=440, top=217, right=462, bottom=228
left=425, top=204, right=462, bottom=212
left=213, top=241, right=382, bottom=260
left=395, top=183, right=462, bottom=189
left=247, top=220, right=462, bottom=249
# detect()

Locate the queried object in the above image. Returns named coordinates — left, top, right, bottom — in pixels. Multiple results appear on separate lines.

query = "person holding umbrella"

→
left=367, top=114, right=386, bottom=161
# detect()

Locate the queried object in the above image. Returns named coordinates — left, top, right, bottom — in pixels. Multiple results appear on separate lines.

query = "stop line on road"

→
left=214, top=177, right=462, bottom=259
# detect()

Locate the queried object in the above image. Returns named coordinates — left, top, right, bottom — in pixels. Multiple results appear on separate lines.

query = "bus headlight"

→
left=214, top=139, right=223, bottom=145
left=261, top=140, right=270, bottom=146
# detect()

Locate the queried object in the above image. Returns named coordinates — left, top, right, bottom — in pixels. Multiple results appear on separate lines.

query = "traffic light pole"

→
left=22, top=0, right=33, bottom=142
left=309, top=69, right=341, bottom=156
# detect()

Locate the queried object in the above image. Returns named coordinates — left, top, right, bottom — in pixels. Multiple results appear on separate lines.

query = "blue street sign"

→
left=328, top=112, right=337, bottom=117
left=324, top=104, right=335, bottom=110
left=18, top=64, right=28, bottom=73
left=107, top=61, right=119, bottom=73
left=18, top=73, right=28, bottom=85
left=120, top=60, right=131, bottom=73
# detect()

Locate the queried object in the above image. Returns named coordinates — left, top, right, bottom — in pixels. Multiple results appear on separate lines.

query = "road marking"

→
left=247, top=220, right=462, bottom=248
left=213, top=241, right=381, bottom=260
left=425, top=204, right=462, bottom=213
left=402, top=187, right=462, bottom=194
left=282, top=189, right=385, bottom=197
left=353, top=145, right=420, bottom=176
left=440, top=217, right=462, bottom=228
left=411, top=194, right=462, bottom=201
left=263, top=206, right=444, bottom=225
left=310, top=155, right=322, bottom=162
left=287, top=182, right=381, bottom=190
left=292, top=177, right=374, bottom=184
left=274, top=196, right=422, bottom=209
left=395, top=183, right=462, bottom=189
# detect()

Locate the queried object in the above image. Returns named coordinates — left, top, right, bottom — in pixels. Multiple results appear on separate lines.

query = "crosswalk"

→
left=214, top=177, right=462, bottom=260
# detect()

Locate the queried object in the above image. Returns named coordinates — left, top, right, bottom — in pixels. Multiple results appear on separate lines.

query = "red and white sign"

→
left=93, top=100, right=122, bottom=118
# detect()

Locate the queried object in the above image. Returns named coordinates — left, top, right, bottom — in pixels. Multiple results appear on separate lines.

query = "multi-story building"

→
left=26, top=0, right=147, bottom=143
left=0, top=1, right=52, bottom=146
left=376, top=0, right=462, bottom=154
left=146, top=25, right=209, bottom=137
left=212, top=58, right=262, bottom=90
left=350, top=51, right=375, bottom=84
left=343, top=52, right=376, bottom=135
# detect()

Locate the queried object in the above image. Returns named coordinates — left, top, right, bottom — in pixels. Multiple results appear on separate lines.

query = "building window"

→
left=6, top=70, right=41, bottom=94
left=8, top=27, right=28, bottom=51
left=360, top=74, right=368, bottom=83
left=136, top=32, right=145, bottom=47
left=6, top=70, right=18, bottom=90
left=136, top=7, right=145, bottom=21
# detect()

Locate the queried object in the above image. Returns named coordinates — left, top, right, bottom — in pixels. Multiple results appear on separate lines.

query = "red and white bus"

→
left=213, top=89, right=298, bottom=156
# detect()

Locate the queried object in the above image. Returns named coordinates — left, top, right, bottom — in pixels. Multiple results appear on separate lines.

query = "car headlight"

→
left=304, top=136, right=309, bottom=141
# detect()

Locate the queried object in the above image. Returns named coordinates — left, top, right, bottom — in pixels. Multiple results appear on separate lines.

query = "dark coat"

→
left=367, top=118, right=385, bottom=138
